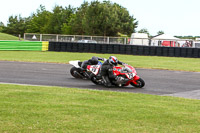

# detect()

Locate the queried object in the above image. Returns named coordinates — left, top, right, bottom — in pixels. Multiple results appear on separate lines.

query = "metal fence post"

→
left=18, top=34, right=21, bottom=41
left=142, top=39, right=144, bottom=45
left=40, top=34, right=42, bottom=41
left=124, top=38, right=126, bottom=44
left=24, top=33, right=26, bottom=40
left=56, top=35, right=59, bottom=42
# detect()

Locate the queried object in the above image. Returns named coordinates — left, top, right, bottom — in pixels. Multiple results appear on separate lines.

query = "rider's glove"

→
left=122, top=63, right=128, bottom=65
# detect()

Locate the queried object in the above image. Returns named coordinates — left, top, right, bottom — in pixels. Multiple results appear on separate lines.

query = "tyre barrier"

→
left=49, top=42, right=200, bottom=58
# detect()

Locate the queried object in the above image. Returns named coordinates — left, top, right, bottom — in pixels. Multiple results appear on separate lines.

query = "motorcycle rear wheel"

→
left=131, top=78, right=145, bottom=88
left=70, top=67, right=82, bottom=78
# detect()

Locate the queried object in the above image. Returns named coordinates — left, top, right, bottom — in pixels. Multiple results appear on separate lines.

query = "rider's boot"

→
left=102, top=76, right=112, bottom=87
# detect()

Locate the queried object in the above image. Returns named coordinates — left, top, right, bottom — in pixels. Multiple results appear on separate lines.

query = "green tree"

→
left=2, top=15, right=27, bottom=36
left=114, top=3, right=138, bottom=36
left=70, top=1, right=138, bottom=36
left=70, top=1, right=89, bottom=35
left=0, top=22, right=4, bottom=32
left=60, top=6, right=75, bottom=34
left=26, top=5, right=51, bottom=33
left=138, top=28, right=149, bottom=36
left=47, top=5, right=75, bottom=34
left=157, top=30, right=164, bottom=35
left=61, top=21, right=73, bottom=34
left=2, top=1, right=138, bottom=36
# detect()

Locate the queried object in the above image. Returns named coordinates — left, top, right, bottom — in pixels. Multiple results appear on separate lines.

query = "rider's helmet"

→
left=88, top=58, right=98, bottom=65
left=108, top=56, right=118, bottom=66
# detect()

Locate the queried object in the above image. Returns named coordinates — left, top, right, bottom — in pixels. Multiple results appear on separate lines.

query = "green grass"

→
left=0, top=32, right=21, bottom=40
left=0, top=84, right=200, bottom=133
left=0, top=51, right=200, bottom=72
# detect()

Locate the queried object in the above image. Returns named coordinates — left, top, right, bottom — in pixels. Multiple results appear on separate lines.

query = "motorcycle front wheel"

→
left=131, top=78, right=145, bottom=88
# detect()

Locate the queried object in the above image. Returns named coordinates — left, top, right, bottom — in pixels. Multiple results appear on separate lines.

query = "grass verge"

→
left=0, top=32, right=21, bottom=40
left=0, top=84, right=200, bottom=133
left=0, top=51, right=200, bottom=72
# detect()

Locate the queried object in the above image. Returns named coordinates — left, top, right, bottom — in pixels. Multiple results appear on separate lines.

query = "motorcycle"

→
left=69, top=60, right=102, bottom=79
left=87, top=64, right=145, bottom=88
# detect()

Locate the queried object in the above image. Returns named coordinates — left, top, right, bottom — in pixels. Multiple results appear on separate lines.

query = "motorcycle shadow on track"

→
left=68, top=77, right=145, bottom=90
left=91, top=84, right=145, bottom=90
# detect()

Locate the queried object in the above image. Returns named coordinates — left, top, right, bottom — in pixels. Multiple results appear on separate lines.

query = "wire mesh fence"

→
left=24, top=33, right=200, bottom=47
left=24, top=33, right=127, bottom=44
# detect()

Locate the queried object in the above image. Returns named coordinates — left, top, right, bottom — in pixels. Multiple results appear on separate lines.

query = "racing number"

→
left=91, top=67, right=96, bottom=72
left=127, top=73, right=133, bottom=79
left=91, top=65, right=99, bottom=74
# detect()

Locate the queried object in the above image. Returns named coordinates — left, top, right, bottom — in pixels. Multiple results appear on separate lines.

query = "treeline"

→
left=0, top=1, right=138, bottom=37
left=175, top=36, right=200, bottom=40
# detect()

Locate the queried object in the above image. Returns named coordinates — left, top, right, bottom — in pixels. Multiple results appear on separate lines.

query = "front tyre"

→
left=131, top=78, right=145, bottom=88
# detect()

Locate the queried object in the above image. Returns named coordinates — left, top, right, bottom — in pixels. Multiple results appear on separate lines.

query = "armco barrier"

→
left=49, top=42, right=200, bottom=58
left=0, top=41, right=49, bottom=51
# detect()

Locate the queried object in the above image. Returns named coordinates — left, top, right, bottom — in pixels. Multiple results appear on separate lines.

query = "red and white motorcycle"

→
left=69, top=60, right=103, bottom=79
left=87, top=64, right=145, bottom=88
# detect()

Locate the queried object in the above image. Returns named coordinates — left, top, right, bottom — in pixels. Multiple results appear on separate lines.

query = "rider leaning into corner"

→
left=100, top=56, right=127, bottom=87
left=81, top=56, right=105, bottom=70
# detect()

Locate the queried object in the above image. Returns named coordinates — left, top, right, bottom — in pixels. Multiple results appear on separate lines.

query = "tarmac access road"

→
left=0, top=61, right=200, bottom=100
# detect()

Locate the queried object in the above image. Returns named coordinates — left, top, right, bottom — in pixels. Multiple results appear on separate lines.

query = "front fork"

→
left=131, top=75, right=140, bottom=85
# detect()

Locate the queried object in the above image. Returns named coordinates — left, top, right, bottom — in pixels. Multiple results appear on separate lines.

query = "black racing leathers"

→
left=81, top=56, right=104, bottom=70
left=100, top=59, right=124, bottom=87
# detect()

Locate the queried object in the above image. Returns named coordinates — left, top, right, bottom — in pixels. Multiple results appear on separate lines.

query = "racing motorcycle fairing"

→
left=87, top=63, right=145, bottom=88
left=69, top=60, right=81, bottom=68
left=87, top=64, right=101, bottom=75
left=113, top=65, right=137, bottom=80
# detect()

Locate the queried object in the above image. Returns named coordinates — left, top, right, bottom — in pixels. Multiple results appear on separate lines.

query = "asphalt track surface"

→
left=0, top=61, right=200, bottom=100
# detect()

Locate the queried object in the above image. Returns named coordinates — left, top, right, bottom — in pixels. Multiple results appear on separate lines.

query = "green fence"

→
left=0, top=41, right=49, bottom=51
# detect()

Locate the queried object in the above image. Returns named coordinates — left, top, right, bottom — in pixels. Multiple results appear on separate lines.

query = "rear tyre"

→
left=70, top=67, right=82, bottom=78
left=131, top=78, right=145, bottom=88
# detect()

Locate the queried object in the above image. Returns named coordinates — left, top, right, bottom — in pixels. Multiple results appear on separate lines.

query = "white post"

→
left=107, top=37, right=109, bottom=44
left=19, top=34, right=21, bottom=41
left=124, top=38, right=126, bottom=44
left=142, top=39, right=144, bottom=45
left=56, top=35, right=59, bottom=42
left=40, top=34, right=42, bottom=41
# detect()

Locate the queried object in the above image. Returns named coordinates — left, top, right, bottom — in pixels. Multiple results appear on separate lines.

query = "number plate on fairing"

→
left=89, top=65, right=101, bottom=75
left=125, top=73, right=136, bottom=79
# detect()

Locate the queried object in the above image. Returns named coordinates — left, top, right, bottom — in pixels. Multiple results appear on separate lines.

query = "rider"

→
left=100, top=56, right=126, bottom=87
left=81, top=56, right=104, bottom=70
